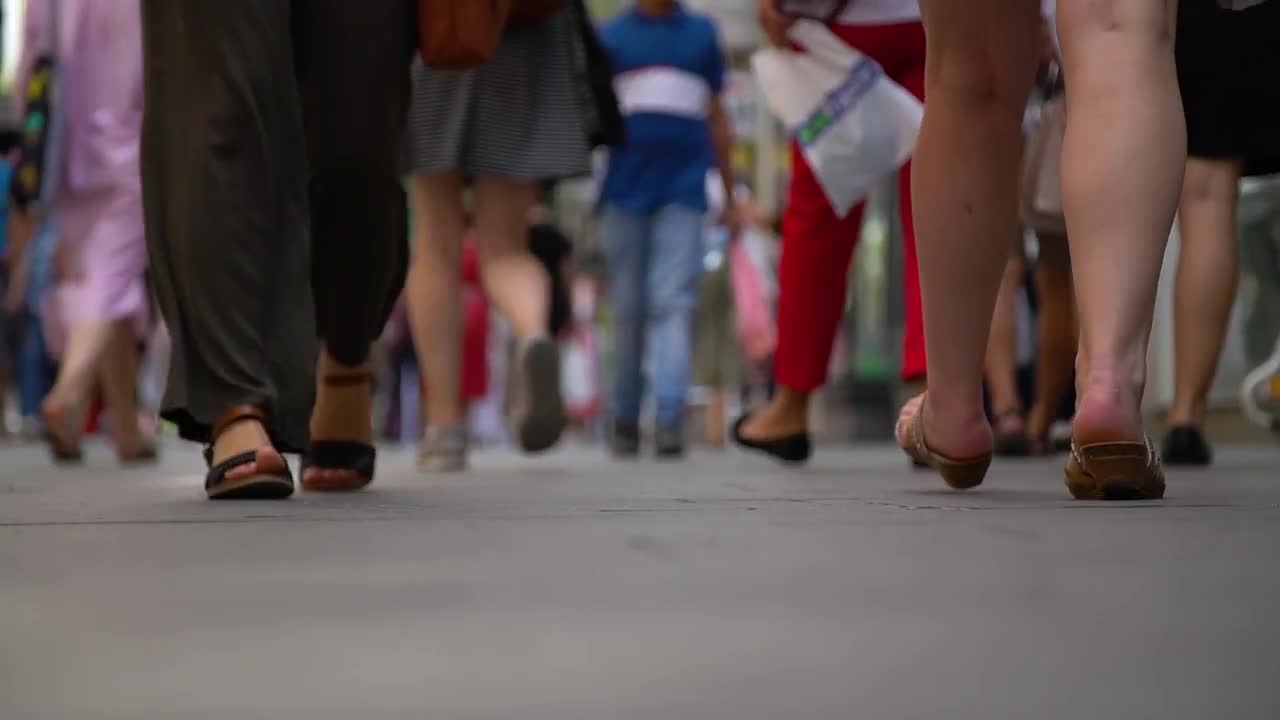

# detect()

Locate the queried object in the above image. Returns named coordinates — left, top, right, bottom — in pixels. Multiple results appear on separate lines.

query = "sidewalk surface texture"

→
left=3, top=440, right=1279, bottom=719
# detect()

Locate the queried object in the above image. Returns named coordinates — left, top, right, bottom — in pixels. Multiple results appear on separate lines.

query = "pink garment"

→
left=19, top=0, right=147, bottom=354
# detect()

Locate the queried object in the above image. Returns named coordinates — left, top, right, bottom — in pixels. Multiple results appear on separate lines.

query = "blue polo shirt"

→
left=599, top=4, right=726, bottom=214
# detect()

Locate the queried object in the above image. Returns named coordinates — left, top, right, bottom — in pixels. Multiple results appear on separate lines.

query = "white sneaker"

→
left=1240, top=338, right=1280, bottom=432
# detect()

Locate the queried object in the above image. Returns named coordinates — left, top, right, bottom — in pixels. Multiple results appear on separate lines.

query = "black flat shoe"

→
left=731, top=414, right=812, bottom=465
left=1161, top=425, right=1213, bottom=466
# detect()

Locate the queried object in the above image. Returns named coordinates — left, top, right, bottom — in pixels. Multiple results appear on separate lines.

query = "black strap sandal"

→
left=203, top=405, right=294, bottom=501
left=731, top=413, right=812, bottom=466
left=300, top=372, right=376, bottom=493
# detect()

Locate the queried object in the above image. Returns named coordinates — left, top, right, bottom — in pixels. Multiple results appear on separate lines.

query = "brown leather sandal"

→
left=1064, top=437, right=1165, bottom=501
left=300, top=371, right=376, bottom=493
left=203, top=405, right=294, bottom=500
left=898, top=397, right=992, bottom=490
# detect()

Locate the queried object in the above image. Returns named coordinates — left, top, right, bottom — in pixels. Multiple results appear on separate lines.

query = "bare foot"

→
left=213, top=418, right=284, bottom=483
left=1072, top=374, right=1145, bottom=447
left=41, top=395, right=83, bottom=459
left=896, top=394, right=993, bottom=460
left=740, top=389, right=810, bottom=441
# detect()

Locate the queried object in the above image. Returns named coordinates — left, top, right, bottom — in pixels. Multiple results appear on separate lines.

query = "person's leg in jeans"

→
left=600, top=206, right=650, bottom=453
left=295, top=0, right=414, bottom=490
left=16, top=310, right=52, bottom=431
left=647, top=204, right=705, bottom=454
left=142, top=0, right=314, bottom=498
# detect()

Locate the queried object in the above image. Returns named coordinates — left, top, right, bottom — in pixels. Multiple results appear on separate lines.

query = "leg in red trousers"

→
left=734, top=21, right=927, bottom=464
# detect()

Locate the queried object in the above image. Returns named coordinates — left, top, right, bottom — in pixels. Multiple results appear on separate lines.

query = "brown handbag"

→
left=418, top=0, right=510, bottom=70
left=418, top=0, right=563, bottom=71
left=1020, top=94, right=1067, bottom=238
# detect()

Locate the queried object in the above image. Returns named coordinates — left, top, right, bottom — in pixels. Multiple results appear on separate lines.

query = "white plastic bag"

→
left=751, top=20, right=923, bottom=217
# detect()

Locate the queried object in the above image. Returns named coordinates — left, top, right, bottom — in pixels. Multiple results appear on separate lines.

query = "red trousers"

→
left=774, top=21, right=927, bottom=391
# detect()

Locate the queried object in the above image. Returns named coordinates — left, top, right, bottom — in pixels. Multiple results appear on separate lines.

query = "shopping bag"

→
left=560, top=322, right=601, bottom=421
left=751, top=20, right=922, bottom=217
left=1020, top=94, right=1067, bottom=237
left=729, top=240, right=775, bottom=364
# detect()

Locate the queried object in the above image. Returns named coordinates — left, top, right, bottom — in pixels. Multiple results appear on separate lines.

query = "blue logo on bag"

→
left=795, top=58, right=884, bottom=148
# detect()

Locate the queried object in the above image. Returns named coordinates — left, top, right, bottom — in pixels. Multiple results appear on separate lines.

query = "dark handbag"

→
left=565, top=0, right=625, bottom=149
left=10, top=0, right=61, bottom=212
left=509, top=0, right=563, bottom=27
left=417, top=0, right=509, bottom=70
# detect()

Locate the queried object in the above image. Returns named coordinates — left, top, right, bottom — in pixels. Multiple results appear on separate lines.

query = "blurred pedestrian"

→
left=987, top=18, right=1077, bottom=458
left=14, top=0, right=154, bottom=464
left=896, top=0, right=1183, bottom=500
left=404, top=7, right=590, bottom=466
left=141, top=1, right=416, bottom=498
left=734, top=0, right=926, bottom=466
left=598, top=0, right=739, bottom=459
left=1160, top=0, right=1280, bottom=465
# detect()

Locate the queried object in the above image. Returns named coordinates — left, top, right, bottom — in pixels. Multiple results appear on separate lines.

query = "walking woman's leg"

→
left=142, top=0, right=311, bottom=497
left=406, top=173, right=468, bottom=452
left=295, top=0, right=415, bottom=488
left=986, top=252, right=1029, bottom=447
left=1166, top=157, right=1243, bottom=434
left=1026, top=236, right=1078, bottom=446
left=1056, top=0, right=1184, bottom=446
left=899, top=0, right=1041, bottom=463
left=472, top=177, right=565, bottom=453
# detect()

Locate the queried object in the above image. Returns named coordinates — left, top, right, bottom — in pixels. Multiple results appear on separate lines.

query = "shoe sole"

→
left=1064, top=441, right=1165, bottom=501
left=207, top=473, right=295, bottom=500
left=517, top=339, right=566, bottom=454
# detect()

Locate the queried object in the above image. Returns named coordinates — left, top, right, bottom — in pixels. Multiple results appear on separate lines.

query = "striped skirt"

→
left=404, top=11, right=592, bottom=181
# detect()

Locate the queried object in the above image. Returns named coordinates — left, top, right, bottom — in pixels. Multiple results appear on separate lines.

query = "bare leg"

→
left=899, top=0, right=1041, bottom=459
left=705, top=387, right=726, bottom=447
left=406, top=172, right=467, bottom=430
left=743, top=385, right=811, bottom=439
left=1057, top=0, right=1185, bottom=446
left=472, top=177, right=548, bottom=340
left=42, top=319, right=117, bottom=447
left=1167, top=156, right=1243, bottom=427
left=97, top=320, right=152, bottom=456
left=986, top=253, right=1028, bottom=438
left=1026, top=245, right=1078, bottom=443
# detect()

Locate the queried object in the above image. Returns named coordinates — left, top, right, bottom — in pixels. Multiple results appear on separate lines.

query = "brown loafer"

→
left=898, top=396, right=992, bottom=490
left=1064, top=437, right=1165, bottom=501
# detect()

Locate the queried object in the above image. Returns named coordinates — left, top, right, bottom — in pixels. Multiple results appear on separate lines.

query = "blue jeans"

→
left=15, top=310, right=52, bottom=418
left=601, top=204, right=705, bottom=430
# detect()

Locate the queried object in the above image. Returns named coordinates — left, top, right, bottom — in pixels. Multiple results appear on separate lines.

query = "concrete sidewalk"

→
left=2, top=440, right=1279, bottom=719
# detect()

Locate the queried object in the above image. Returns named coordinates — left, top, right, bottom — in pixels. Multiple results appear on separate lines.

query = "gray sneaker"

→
left=419, top=425, right=468, bottom=473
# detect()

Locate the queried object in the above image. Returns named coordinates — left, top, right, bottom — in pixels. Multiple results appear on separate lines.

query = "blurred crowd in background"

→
left=0, top=0, right=1278, bottom=480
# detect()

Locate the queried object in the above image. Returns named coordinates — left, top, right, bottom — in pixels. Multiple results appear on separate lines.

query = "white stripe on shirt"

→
left=615, top=66, right=712, bottom=120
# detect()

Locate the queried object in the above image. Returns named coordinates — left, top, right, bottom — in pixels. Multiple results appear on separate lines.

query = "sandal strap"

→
left=204, top=405, right=268, bottom=467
